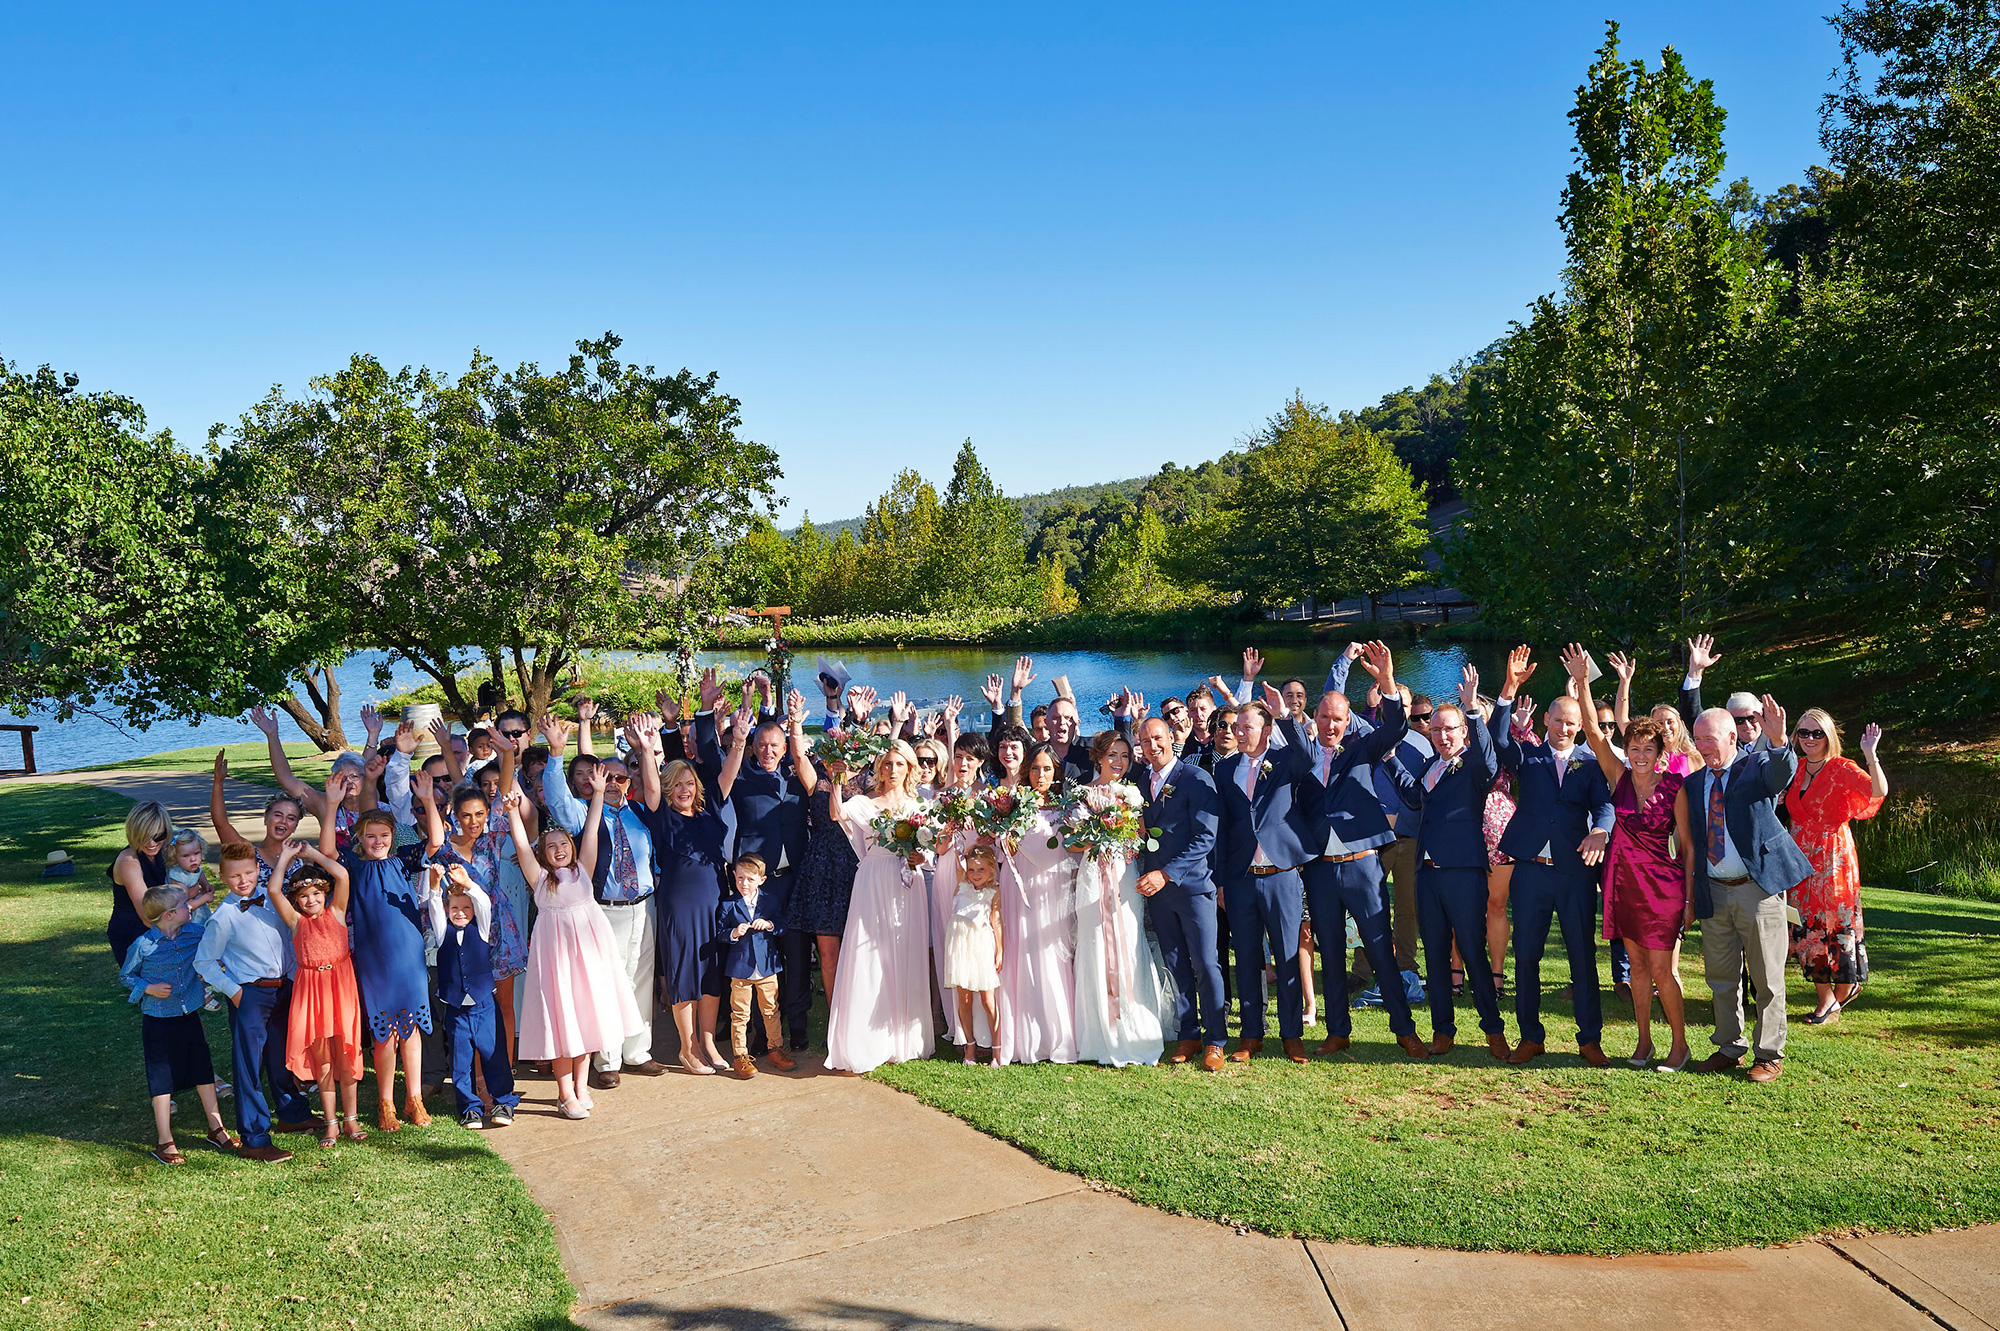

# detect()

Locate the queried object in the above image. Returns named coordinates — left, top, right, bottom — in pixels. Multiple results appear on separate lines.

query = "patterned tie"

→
left=1706, top=770, right=1727, bottom=865
left=611, top=812, right=640, bottom=899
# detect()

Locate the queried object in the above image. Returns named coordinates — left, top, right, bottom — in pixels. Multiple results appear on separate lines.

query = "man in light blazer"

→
left=1685, top=692, right=1812, bottom=1082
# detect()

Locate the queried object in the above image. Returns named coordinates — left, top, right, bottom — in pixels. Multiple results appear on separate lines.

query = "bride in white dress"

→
left=825, top=740, right=936, bottom=1074
left=1070, top=731, right=1168, bottom=1067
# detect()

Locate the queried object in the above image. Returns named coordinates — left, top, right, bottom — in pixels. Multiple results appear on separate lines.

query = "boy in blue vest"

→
left=423, top=864, right=518, bottom=1127
left=718, top=854, right=796, bottom=1079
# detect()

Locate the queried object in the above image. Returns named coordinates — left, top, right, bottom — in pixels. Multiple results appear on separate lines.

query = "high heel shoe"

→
left=1803, top=1001, right=1843, bottom=1025
left=1656, top=1049, right=1691, bottom=1072
left=1626, top=1045, right=1655, bottom=1068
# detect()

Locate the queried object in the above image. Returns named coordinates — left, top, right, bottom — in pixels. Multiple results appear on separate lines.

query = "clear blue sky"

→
left=2, top=3, right=1840, bottom=521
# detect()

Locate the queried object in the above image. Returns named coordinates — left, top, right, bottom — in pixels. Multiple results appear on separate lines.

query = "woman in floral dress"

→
left=1785, top=710, right=1888, bottom=1023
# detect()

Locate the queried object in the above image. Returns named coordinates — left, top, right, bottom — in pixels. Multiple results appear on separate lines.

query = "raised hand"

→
left=981, top=673, right=1004, bottom=709
left=584, top=763, right=608, bottom=798
left=410, top=767, right=435, bottom=804
left=575, top=696, right=598, bottom=727
left=1129, top=690, right=1147, bottom=720
left=1761, top=693, right=1786, bottom=740
left=360, top=703, right=382, bottom=742
left=1242, top=647, right=1264, bottom=681
left=394, top=719, right=418, bottom=755
left=853, top=685, right=880, bottom=717
left=1359, top=640, right=1395, bottom=687
left=428, top=716, right=454, bottom=752
left=656, top=690, right=684, bottom=725
left=1260, top=681, right=1285, bottom=715
left=731, top=703, right=755, bottom=738
left=786, top=689, right=808, bottom=727
left=1343, top=640, right=1365, bottom=661
left=539, top=712, right=573, bottom=755
left=1515, top=696, right=1537, bottom=731
left=1686, top=634, right=1721, bottom=676
left=1501, top=644, right=1536, bottom=698
left=213, top=749, right=229, bottom=780
left=698, top=666, right=722, bottom=714
left=1458, top=664, right=1479, bottom=710
left=1208, top=674, right=1237, bottom=704
left=1560, top=642, right=1591, bottom=681
left=247, top=705, right=280, bottom=738
left=1010, top=655, right=1036, bottom=697
left=1860, top=723, right=1883, bottom=759
left=888, top=691, right=913, bottom=723
left=363, top=750, right=388, bottom=783
left=1607, top=651, right=1636, bottom=685
left=943, top=694, right=964, bottom=721
left=498, top=789, right=525, bottom=814
left=629, top=712, right=662, bottom=754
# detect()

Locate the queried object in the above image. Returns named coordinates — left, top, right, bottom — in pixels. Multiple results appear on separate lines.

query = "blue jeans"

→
left=446, top=991, right=518, bottom=1115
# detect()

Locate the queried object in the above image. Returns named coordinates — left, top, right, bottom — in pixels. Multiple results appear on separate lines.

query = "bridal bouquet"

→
left=1054, top=781, right=1150, bottom=856
left=971, top=785, right=1047, bottom=848
left=868, top=797, right=944, bottom=861
left=812, top=727, right=890, bottom=772
left=930, top=784, right=981, bottom=834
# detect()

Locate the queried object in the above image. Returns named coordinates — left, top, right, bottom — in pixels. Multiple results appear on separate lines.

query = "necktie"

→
left=237, top=894, right=266, bottom=911
left=611, top=812, right=639, bottom=898
left=1318, top=748, right=1333, bottom=786
left=1706, top=771, right=1727, bottom=864
left=1244, top=756, right=1258, bottom=799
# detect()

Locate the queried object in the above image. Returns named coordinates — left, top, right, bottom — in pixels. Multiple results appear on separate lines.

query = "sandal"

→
left=1803, top=1001, right=1843, bottom=1026
left=150, top=1142, right=186, bottom=1165
left=1491, top=971, right=1507, bottom=1000
left=341, top=1116, right=369, bottom=1142
left=318, top=1120, right=339, bottom=1149
left=402, top=1095, right=432, bottom=1127
left=377, top=1100, right=401, bottom=1133
left=961, top=1044, right=977, bottom=1065
left=204, top=1125, right=240, bottom=1152
left=1450, top=966, right=1465, bottom=997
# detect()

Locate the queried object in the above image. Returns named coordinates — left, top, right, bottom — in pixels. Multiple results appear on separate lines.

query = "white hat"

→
left=815, top=656, right=851, bottom=695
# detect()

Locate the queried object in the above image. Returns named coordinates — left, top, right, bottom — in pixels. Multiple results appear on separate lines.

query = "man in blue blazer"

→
left=1390, top=665, right=1512, bottom=1059
left=1134, top=717, right=1228, bottom=1071
left=1492, top=646, right=1616, bottom=1067
left=1212, top=698, right=1319, bottom=1063
left=1278, top=641, right=1429, bottom=1060
left=1683, top=687, right=1811, bottom=1082
left=694, top=693, right=814, bottom=1052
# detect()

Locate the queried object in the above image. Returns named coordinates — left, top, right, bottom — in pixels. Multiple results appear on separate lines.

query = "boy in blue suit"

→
left=718, top=854, right=798, bottom=1079
left=424, top=866, right=520, bottom=1128
left=1133, top=717, right=1228, bottom=1070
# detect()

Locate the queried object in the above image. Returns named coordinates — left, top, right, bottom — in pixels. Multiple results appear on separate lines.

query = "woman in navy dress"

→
left=644, top=745, right=733, bottom=1076
left=108, top=801, right=172, bottom=967
left=339, top=770, right=436, bottom=1132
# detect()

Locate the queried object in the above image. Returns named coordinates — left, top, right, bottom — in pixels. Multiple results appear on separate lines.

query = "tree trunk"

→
left=279, top=664, right=348, bottom=753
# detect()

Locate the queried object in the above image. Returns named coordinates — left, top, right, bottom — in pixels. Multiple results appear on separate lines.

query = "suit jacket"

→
left=1212, top=742, right=1319, bottom=880
left=694, top=714, right=811, bottom=876
left=1678, top=681, right=1771, bottom=753
left=1398, top=707, right=1500, bottom=870
left=1686, top=746, right=1813, bottom=918
left=1491, top=701, right=1615, bottom=875
left=1135, top=758, right=1219, bottom=899
left=716, top=891, right=783, bottom=979
left=1278, top=696, right=1408, bottom=855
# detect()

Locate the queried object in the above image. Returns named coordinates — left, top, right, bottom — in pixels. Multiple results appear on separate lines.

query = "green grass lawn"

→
left=877, top=886, right=2000, bottom=1255
left=0, top=784, right=579, bottom=1331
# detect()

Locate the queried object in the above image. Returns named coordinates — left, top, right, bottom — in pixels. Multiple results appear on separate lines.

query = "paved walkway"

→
left=486, top=1048, right=1999, bottom=1331
left=7, top=768, right=324, bottom=849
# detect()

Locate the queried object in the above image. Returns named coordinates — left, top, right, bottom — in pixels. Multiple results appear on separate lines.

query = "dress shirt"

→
left=194, top=893, right=294, bottom=999
left=121, top=920, right=212, bottom=1016
left=383, top=750, right=415, bottom=826
left=543, top=757, right=656, bottom=902
left=1237, top=748, right=1273, bottom=867
left=1538, top=743, right=1582, bottom=860
left=1701, top=762, right=1750, bottom=878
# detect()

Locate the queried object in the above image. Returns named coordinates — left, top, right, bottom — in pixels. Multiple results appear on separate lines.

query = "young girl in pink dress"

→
left=505, top=777, right=639, bottom=1120
left=269, top=834, right=364, bottom=1148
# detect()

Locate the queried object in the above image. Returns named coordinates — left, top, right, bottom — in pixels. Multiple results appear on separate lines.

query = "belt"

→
left=1532, top=855, right=1556, bottom=865
left=601, top=892, right=656, bottom=906
left=1708, top=872, right=1752, bottom=887
left=1247, top=864, right=1289, bottom=877
left=245, top=978, right=284, bottom=989
left=1322, top=849, right=1376, bottom=864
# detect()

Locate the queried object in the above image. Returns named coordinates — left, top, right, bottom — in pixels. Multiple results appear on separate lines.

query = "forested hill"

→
left=796, top=473, right=1150, bottom=540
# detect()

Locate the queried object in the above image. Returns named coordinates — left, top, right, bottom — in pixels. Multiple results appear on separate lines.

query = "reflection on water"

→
left=13, top=640, right=1505, bottom=773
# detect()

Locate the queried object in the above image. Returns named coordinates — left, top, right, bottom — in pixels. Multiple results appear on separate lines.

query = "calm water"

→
left=13, top=641, right=1501, bottom=772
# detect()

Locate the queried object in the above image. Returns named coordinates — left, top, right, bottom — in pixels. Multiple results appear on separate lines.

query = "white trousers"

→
left=594, top=897, right=658, bottom=1071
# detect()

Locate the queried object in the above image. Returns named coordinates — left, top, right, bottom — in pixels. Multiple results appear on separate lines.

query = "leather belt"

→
left=1709, top=872, right=1752, bottom=887
left=1532, top=855, right=1556, bottom=865
left=1248, top=864, right=1288, bottom=876
left=1322, top=849, right=1376, bottom=864
left=246, top=978, right=284, bottom=989
left=602, top=892, right=656, bottom=906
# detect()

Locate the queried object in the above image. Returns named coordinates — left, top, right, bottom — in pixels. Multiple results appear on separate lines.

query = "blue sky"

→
left=3, top=4, right=1839, bottom=520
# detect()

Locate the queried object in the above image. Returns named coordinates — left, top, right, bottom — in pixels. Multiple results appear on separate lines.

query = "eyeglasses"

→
left=603, top=773, right=631, bottom=785
left=1731, top=714, right=1761, bottom=727
left=1409, top=711, right=1434, bottom=724
left=1794, top=727, right=1826, bottom=741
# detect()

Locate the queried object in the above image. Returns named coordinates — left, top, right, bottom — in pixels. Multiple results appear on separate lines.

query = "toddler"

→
left=945, top=844, right=1004, bottom=1064
left=422, top=863, right=520, bottom=1129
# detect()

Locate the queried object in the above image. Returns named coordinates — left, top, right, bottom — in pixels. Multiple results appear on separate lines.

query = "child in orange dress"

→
left=270, top=828, right=363, bottom=1149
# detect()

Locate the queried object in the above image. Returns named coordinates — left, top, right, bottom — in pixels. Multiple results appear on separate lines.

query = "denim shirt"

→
left=121, top=916, right=212, bottom=1017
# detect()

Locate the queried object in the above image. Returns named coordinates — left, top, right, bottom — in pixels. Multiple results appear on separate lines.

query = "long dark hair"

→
left=990, top=724, right=1032, bottom=781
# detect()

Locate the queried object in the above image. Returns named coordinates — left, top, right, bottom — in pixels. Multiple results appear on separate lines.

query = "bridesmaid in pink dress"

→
left=994, top=746, right=1078, bottom=1066
left=1570, top=649, right=1696, bottom=1071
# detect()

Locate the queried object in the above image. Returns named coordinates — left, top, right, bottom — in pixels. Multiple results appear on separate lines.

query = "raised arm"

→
left=410, top=768, right=447, bottom=854
left=577, top=765, right=608, bottom=880
left=1859, top=724, right=1889, bottom=800
left=538, top=713, right=587, bottom=834
left=267, top=840, right=305, bottom=930
left=1322, top=640, right=1362, bottom=697
left=573, top=696, right=599, bottom=758
left=295, top=838, right=351, bottom=915
left=250, top=705, right=329, bottom=820
left=1564, top=644, right=1626, bottom=786
left=500, top=792, right=544, bottom=890
left=1350, top=642, right=1409, bottom=764
left=429, top=717, right=466, bottom=784
left=1460, top=665, right=1498, bottom=784
left=321, top=771, right=348, bottom=860
left=1680, top=634, right=1720, bottom=730
left=786, top=691, right=819, bottom=796
left=627, top=713, right=665, bottom=812
left=1607, top=651, right=1636, bottom=735
left=1492, top=644, right=1537, bottom=771
left=718, top=704, right=753, bottom=802
left=209, top=749, right=260, bottom=848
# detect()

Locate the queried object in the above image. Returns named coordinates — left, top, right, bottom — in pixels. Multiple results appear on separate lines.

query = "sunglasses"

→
left=1409, top=711, right=1434, bottom=724
left=917, top=756, right=938, bottom=768
left=1732, top=714, right=1761, bottom=727
left=499, top=728, right=528, bottom=739
left=1794, top=727, right=1826, bottom=741
left=603, top=773, right=631, bottom=785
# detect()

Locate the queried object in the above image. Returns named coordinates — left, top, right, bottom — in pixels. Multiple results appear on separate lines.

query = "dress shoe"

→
left=625, top=1060, right=669, bottom=1077
left=1578, top=1042, right=1611, bottom=1068
left=1201, top=1044, right=1226, bottom=1072
left=1507, top=1040, right=1544, bottom=1065
left=1282, top=1037, right=1308, bottom=1064
left=732, top=1056, right=757, bottom=1080
left=1229, top=1037, right=1262, bottom=1063
left=1613, top=980, right=1633, bottom=1002
left=1487, top=1032, right=1512, bottom=1061
left=402, top=1095, right=431, bottom=1127
left=1396, top=1033, right=1429, bottom=1059
left=591, top=1068, right=622, bottom=1091
left=1430, top=1032, right=1454, bottom=1056
left=1172, top=1039, right=1199, bottom=1065
left=1747, top=1058, right=1783, bottom=1083
left=767, top=1047, right=796, bottom=1072
left=272, top=1118, right=317, bottom=1135
left=1694, top=1052, right=1742, bottom=1075
left=789, top=1028, right=810, bottom=1052
left=238, top=1144, right=294, bottom=1163
left=1317, top=1035, right=1351, bottom=1056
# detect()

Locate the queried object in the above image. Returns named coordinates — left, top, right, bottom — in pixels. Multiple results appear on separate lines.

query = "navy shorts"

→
left=142, top=1012, right=216, bottom=1097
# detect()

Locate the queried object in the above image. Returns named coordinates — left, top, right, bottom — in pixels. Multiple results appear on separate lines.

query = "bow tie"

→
left=237, top=894, right=267, bottom=911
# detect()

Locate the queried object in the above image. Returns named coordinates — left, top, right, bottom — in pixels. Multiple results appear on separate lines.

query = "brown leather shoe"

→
left=767, top=1048, right=796, bottom=1072
left=1694, top=1052, right=1742, bottom=1075
left=1487, top=1032, right=1512, bottom=1060
left=402, top=1095, right=431, bottom=1127
left=1578, top=1042, right=1611, bottom=1068
left=1201, top=1044, right=1226, bottom=1071
left=1397, top=1033, right=1429, bottom=1059
left=1229, top=1037, right=1262, bottom=1063
left=1507, top=1040, right=1544, bottom=1065
left=1430, top=1032, right=1454, bottom=1056
left=272, top=1119, right=317, bottom=1135
left=625, top=1060, right=669, bottom=1077
left=590, top=1068, right=621, bottom=1090
left=1172, top=1039, right=1199, bottom=1065
left=1282, top=1037, right=1308, bottom=1064
left=376, top=1100, right=400, bottom=1133
left=732, top=1056, right=757, bottom=1080
left=238, top=1144, right=294, bottom=1163
left=1747, top=1058, right=1783, bottom=1083
left=1317, top=1035, right=1351, bottom=1056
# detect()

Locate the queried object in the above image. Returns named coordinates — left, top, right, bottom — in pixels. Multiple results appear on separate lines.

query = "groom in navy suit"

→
left=1134, top=717, right=1228, bottom=1071
left=1212, top=698, right=1318, bottom=1063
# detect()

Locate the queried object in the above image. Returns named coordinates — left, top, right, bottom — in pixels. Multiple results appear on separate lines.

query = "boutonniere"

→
left=1258, top=759, right=1274, bottom=778
left=1565, top=754, right=1587, bottom=772
left=1160, top=784, right=1176, bottom=800
left=1445, top=756, right=1463, bottom=776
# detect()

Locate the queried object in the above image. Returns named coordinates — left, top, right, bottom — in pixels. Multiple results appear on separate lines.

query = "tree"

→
left=1446, top=23, right=1783, bottom=644
left=1170, top=396, right=1428, bottom=610
left=925, top=440, right=1027, bottom=608
left=217, top=334, right=780, bottom=721
left=1082, top=510, right=1201, bottom=612
left=0, top=360, right=316, bottom=729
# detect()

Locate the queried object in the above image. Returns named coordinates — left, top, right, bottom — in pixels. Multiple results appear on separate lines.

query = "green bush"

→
left=378, top=659, right=751, bottom=722
left=1854, top=762, right=2000, bottom=902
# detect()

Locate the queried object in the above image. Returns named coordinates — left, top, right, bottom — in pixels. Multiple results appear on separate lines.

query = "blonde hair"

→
left=140, top=885, right=186, bottom=925
left=872, top=739, right=922, bottom=802
left=914, top=738, right=949, bottom=775
left=662, top=760, right=707, bottom=812
left=167, top=828, right=206, bottom=860
left=1648, top=704, right=1698, bottom=757
left=1795, top=707, right=1844, bottom=761
left=126, top=801, right=172, bottom=851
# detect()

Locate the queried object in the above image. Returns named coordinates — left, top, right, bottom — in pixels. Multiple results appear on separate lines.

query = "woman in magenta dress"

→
left=1571, top=651, right=1695, bottom=1071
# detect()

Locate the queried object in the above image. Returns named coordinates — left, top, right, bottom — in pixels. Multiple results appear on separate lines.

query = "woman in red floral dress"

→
left=1784, top=710, right=1888, bottom=1023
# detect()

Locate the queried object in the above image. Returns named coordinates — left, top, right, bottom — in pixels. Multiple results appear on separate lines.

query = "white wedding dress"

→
left=1072, top=849, right=1168, bottom=1066
left=826, top=795, right=936, bottom=1074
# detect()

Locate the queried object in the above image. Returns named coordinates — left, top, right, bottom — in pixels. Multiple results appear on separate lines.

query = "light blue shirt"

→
left=1700, top=763, right=1751, bottom=879
left=543, top=756, right=656, bottom=901
left=121, top=916, right=212, bottom=1017
left=194, top=892, right=295, bottom=999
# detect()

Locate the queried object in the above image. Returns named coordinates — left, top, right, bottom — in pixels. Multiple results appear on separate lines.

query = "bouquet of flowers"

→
left=971, top=784, right=1048, bottom=848
left=812, top=727, right=890, bottom=772
left=931, top=784, right=981, bottom=834
left=868, top=798, right=944, bottom=862
left=1054, top=781, right=1151, bottom=857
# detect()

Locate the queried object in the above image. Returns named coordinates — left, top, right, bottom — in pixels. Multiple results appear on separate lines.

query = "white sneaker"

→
left=215, top=1080, right=233, bottom=1098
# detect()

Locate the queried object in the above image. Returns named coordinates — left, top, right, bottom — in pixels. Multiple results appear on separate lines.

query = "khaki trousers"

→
left=1700, top=877, right=1789, bottom=1063
left=729, top=975, right=782, bottom=1056
left=1378, top=835, right=1421, bottom=973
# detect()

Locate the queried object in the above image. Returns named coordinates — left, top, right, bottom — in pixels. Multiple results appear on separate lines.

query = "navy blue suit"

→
left=1394, top=708, right=1506, bottom=1038
left=716, top=892, right=784, bottom=979
left=1685, top=748, right=1811, bottom=918
left=1492, top=703, right=1615, bottom=1049
left=1284, top=702, right=1418, bottom=1040
left=437, top=923, right=518, bottom=1116
left=1136, top=758, right=1227, bottom=1046
left=1213, top=739, right=1318, bottom=1041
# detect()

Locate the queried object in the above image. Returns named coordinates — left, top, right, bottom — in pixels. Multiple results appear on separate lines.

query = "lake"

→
left=12, top=640, right=1502, bottom=772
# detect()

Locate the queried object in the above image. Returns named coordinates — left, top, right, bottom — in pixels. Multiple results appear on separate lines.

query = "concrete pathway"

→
left=6, top=768, right=324, bottom=851
left=485, top=1049, right=1999, bottom=1331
